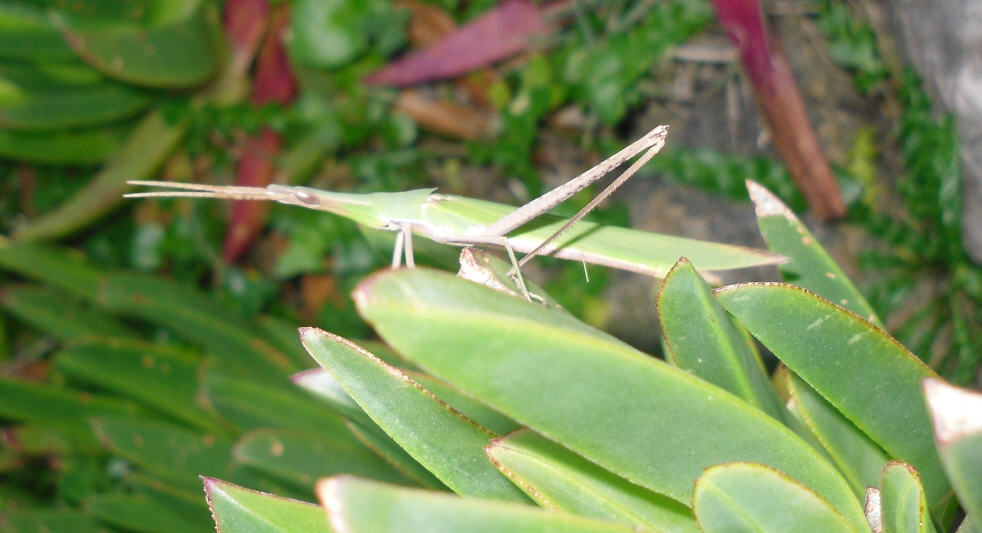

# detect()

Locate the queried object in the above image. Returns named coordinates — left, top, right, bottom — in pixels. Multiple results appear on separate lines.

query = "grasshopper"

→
left=128, top=126, right=671, bottom=300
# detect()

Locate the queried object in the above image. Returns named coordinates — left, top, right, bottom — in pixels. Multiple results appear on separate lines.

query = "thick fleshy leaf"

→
left=924, top=378, right=982, bottom=524
left=86, top=490, right=211, bottom=533
left=0, top=5, right=76, bottom=60
left=0, top=284, right=136, bottom=340
left=300, top=329, right=527, bottom=502
left=93, top=417, right=234, bottom=489
left=204, top=477, right=331, bottom=533
left=353, top=268, right=865, bottom=528
left=747, top=180, right=879, bottom=325
left=4, top=424, right=85, bottom=455
left=487, top=429, right=699, bottom=532
left=0, top=62, right=150, bottom=130
left=693, top=463, right=862, bottom=532
left=0, top=123, right=126, bottom=164
left=657, top=258, right=784, bottom=420
left=318, top=476, right=648, bottom=533
left=232, top=428, right=414, bottom=489
left=0, top=509, right=105, bottom=533
left=293, top=368, right=370, bottom=426
left=880, top=461, right=936, bottom=533
left=54, top=339, right=218, bottom=431
left=55, top=0, right=221, bottom=87
left=98, top=273, right=297, bottom=379
left=716, top=283, right=948, bottom=505
left=0, top=243, right=104, bottom=300
left=408, top=370, right=519, bottom=436
left=344, top=418, right=445, bottom=490
left=202, top=369, right=350, bottom=438
left=785, top=370, right=889, bottom=497
left=14, top=109, right=186, bottom=241
left=0, top=377, right=140, bottom=444
left=295, top=366, right=479, bottom=478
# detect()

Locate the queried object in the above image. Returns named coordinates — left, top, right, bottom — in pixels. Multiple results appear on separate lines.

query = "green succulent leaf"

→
left=487, top=429, right=699, bottom=532
left=924, top=378, right=982, bottom=525
left=0, top=284, right=136, bottom=340
left=0, top=122, right=127, bottom=164
left=293, top=368, right=372, bottom=427
left=202, top=368, right=350, bottom=438
left=55, top=339, right=218, bottom=431
left=0, top=5, right=77, bottom=60
left=96, top=272, right=297, bottom=380
left=14, top=110, right=186, bottom=241
left=344, top=417, right=447, bottom=490
left=300, top=328, right=528, bottom=502
left=0, top=509, right=105, bottom=533
left=657, top=257, right=785, bottom=420
left=93, top=417, right=234, bottom=490
left=4, top=424, right=83, bottom=455
left=693, top=462, right=862, bottom=533
left=785, top=370, right=889, bottom=498
left=353, top=268, right=866, bottom=529
left=54, top=0, right=222, bottom=87
left=407, top=370, right=520, bottom=437
left=86, top=490, right=211, bottom=533
left=0, top=377, right=140, bottom=444
left=0, top=62, right=150, bottom=130
left=715, top=283, right=948, bottom=505
left=0, top=243, right=104, bottom=300
left=204, top=477, right=331, bottom=533
left=232, top=428, right=414, bottom=490
left=746, top=180, right=881, bottom=326
left=879, top=461, right=936, bottom=533
left=318, top=476, right=648, bottom=533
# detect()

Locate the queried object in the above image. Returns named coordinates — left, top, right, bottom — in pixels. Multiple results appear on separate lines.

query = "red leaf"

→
left=712, top=0, right=845, bottom=220
left=224, top=0, right=270, bottom=77
left=366, top=0, right=551, bottom=86
left=251, top=8, right=296, bottom=105
left=223, top=6, right=296, bottom=262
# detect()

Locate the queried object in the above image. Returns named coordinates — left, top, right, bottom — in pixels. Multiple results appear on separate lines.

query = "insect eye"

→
left=294, top=190, right=320, bottom=206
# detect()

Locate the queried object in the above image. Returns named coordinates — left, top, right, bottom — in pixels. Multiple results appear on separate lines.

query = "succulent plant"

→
left=199, top=181, right=980, bottom=532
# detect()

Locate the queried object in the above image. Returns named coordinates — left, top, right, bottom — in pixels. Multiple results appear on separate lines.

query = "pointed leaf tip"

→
left=924, top=378, right=982, bottom=445
left=746, top=180, right=796, bottom=221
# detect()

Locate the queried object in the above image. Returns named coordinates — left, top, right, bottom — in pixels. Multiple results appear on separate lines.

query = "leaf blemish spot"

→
left=805, top=314, right=831, bottom=331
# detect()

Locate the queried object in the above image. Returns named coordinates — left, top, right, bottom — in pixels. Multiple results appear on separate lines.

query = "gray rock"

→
left=886, top=0, right=982, bottom=263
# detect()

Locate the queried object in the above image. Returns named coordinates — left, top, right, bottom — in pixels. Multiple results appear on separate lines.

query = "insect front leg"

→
left=389, top=222, right=417, bottom=269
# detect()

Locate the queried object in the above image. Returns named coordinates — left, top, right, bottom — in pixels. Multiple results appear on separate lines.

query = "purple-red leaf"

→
left=223, top=6, right=296, bottom=262
left=366, top=0, right=551, bottom=86
left=712, top=0, right=845, bottom=220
